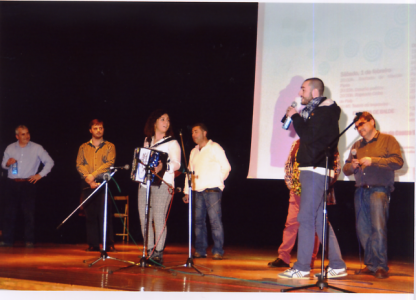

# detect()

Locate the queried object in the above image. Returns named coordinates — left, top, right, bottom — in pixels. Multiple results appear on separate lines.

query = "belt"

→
left=11, top=178, right=30, bottom=182
left=360, top=185, right=386, bottom=189
left=202, top=188, right=221, bottom=193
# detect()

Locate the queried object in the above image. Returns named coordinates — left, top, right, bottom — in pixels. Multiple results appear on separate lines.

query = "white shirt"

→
left=184, top=140, right=231, bottom=194
left=141, top=136, right=181, bottom=188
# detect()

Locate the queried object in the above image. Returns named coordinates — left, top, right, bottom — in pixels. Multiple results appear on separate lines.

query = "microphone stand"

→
left=109, top=162, right=172, bottom=274
left=165, top=130, right=212, bottom=275
left=281, top=113, right=362, bottom=293
left=57, top=170, right=136, bottom=269
left=138, top=165, right=155, bottom=268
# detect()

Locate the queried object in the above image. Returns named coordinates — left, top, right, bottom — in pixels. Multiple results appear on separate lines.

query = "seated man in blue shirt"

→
left=1, top=125, right=54, bottom=247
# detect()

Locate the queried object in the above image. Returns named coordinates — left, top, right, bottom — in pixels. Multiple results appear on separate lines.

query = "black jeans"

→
left=81, top=182, right=114, bottom=248
left=3, top=179, right=36, bottom=244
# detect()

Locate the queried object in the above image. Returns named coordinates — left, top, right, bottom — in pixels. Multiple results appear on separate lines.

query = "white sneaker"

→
left=314, top=267, right=348, bottom=278
left=278, top=268, right=310, bottom=279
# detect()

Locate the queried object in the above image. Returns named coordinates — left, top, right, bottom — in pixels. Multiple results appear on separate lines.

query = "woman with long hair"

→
left=138, top=109, right=181, bottom=264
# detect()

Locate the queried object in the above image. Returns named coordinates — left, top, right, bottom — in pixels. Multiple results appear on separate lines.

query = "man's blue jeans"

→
left=354, top=186, right=390, bottom=272
left=194, top=188, right=224, bottom=256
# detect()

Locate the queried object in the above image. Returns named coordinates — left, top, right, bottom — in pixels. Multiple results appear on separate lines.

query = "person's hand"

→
left=89, top=181, right=99, bottom=189
left=351, top=159, right=360, bottom=169
left=286, top=106, right=297, bottom=118
left=155, top=161, right=163, bottom=174
left=28, top=174, right=42, bottom=184
left=85, top=174, right=95, bottom=184
left=359, top=157, right=372, bottom=167
left=182, top=194, right=189, bottom=203
left=6, top=158, right=17, bottom=167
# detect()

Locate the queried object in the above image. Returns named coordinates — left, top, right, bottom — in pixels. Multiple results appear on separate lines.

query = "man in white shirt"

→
left=183, top=123, right=231, bottom=260
left=1, top=125, right=54, bottom=247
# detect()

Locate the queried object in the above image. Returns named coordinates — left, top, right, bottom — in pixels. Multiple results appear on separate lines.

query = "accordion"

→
left=131, top=147, right=168, bottom=185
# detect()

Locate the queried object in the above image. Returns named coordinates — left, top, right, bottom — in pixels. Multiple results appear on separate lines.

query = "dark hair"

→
left=192, top=123, right=208, bottom=138
left=192, top=123, right=208, bottom=132
left=144, top=109, right=174, bottom=142
left=304, top=77, right=325, bottom=96
left=89, top=119, right=104, bottom=129
left=357, top=111, right=376, bottom=129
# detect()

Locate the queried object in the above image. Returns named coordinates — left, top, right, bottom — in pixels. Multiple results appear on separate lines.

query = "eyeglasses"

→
left=354, top=120, right=368, bottom=130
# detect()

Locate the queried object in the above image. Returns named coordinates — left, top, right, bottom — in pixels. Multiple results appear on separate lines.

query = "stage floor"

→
left=0, top=243, right=413, bottom=293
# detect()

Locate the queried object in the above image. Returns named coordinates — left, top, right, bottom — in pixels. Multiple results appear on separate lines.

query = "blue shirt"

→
left=1, top=141, right=54, bottom=179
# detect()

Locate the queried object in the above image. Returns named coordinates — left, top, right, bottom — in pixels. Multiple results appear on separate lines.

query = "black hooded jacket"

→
left=291, top=99, right=340, bottom=169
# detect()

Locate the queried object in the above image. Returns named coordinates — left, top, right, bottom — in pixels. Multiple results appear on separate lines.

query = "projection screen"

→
left=248, top=2, right=415, bottom=182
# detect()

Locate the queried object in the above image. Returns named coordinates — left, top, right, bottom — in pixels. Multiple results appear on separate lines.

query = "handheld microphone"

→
left=110, top=164, right=130, bottom=170
left=281, top=101, right=298, bottom=123
left=351, top=149, right=357, bottom=159
left=282, top=102, right=297, bottom=130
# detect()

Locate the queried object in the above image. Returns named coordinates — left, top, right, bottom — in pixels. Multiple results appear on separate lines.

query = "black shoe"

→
left=147, top=248, right=154, bottom=257
left=149, top=256, right=163, bottom=265
left=86, top=246, right=100, bottom=252
left=212, top=253, right=223, bottom=260
left=374, top=268, right=389, bottom=279
left=148, top=250, right=163, bottom=265
left=193, top=252, right=207, bottom=259
left=268, top=258, right=290, bottom=268
left=355, top=266, right=374, bottom=275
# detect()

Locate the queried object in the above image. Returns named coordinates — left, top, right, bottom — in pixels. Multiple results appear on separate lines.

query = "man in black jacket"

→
left=278, top=78, right=347, bottom=279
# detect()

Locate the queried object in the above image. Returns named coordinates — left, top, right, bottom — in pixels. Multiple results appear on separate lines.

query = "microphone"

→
left=351, top=149, right=360, bottom=174
left=103, top=173, right=111, bottom=182
left=281, top=101, right=298, bottom=123
left=110, top=164, right=130, bottom=170
left=353, top=112, right=363, bottom=122
left=282, top=101, right=298, bottom=130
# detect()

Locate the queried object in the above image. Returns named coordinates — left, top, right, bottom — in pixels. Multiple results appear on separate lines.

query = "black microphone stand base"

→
left=166, top=257, right=212, bottom=276
left=83, top=250, right=137, bottom=270
left=281, top=275, right=354, bottom=293
left=139, top=256, right=149, bottom=267
left=139, top=256, right=164, bottom=268
left=108, top=254, right=165, bottom=274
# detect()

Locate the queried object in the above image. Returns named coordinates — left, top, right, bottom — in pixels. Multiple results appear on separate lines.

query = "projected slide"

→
left=249, top=3, right=415, bottom=182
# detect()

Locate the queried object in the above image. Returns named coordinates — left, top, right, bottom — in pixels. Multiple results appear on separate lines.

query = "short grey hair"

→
left=15, top=125, right=28, bottom=135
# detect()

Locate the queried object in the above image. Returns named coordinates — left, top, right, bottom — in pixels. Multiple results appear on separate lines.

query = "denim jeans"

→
left=293, top=171, right=346, bottom=272
left=354, top=186, right=390, bottom=272
left=194, top=189, right=224, bottom=256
